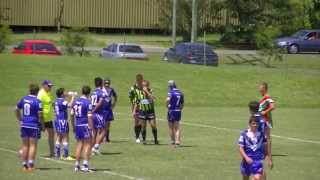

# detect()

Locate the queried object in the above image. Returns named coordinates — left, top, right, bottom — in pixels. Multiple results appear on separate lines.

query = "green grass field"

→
left=0, top=54, right=319, bottom=180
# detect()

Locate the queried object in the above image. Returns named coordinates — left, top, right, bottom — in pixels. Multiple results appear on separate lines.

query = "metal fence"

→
left=0, top=0, right=237, bottom=30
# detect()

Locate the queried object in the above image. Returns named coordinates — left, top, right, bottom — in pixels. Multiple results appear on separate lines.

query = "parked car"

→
left=275, top=29, right=320, bottom=54
left=163, top=43, right=218, bottom=66
left=12, top=40, right=61, bottom=55
left=100, top=43, right=148, bottom=60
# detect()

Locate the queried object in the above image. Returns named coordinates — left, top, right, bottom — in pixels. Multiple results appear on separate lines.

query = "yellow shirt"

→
left=38, top=89, right=54, bottom=122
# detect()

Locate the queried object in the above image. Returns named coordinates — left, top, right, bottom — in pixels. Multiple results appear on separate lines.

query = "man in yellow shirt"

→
left=38, top=80, right=55, bottom=157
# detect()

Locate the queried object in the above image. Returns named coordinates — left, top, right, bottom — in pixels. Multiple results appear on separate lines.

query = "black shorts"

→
left=138, top=110, right=155, bottom=121
left=44, top=121, right=53, bottom=129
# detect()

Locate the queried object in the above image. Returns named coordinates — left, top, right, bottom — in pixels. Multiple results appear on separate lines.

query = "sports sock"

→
left=22, top=161, right=27, bottom=168
left=152, top=128, right=158, bottom=141
left=75, top=161, right=80, bottom=167
left=62, top=142, right=69, bottom=158
left=134, top=125, right=141, bottom=139
left=27, top=160, right=34, bottom=168
left=55, top=143, right=61, bottom=158
left=83, top=160, right=89, bottom=168
left=94, top=144, right=100, bottom=150
left=106, top=130, right=110, bottom=141
left=141, top=128, right=146, bottom=141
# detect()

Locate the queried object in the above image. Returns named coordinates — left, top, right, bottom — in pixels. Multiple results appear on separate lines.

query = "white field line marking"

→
left=0, top=147, right=144, bottom=180
left=115, top=112, right=320, bottom=145
left=156, top=118, right=320, bottom=145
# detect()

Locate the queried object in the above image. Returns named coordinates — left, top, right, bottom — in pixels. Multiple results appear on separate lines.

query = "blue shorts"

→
left=93, top=113, right=106, bottom=129
left=21, top=127, right=41, bottom=139
left=240, top=160, right=264, bottom=176
left=54, top=119, right=69, bottom=134
left=138, top=110, right=155, bottom=121
left=167, top=110, right=181, bottom=122
left=104, top=110, right=114, bottom=122
left=75, top=125, right=92, bottom=140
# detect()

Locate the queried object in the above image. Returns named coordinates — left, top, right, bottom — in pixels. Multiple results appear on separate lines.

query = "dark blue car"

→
left=275, top=29, right=320, bottom=54
left=163, top=43, right=219, bottom=66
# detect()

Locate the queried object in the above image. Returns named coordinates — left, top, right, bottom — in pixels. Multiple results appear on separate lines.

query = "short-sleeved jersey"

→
left=54, top=98, right=68, bottom=120
left=254, top=113, right=266, bottom=135
left=37, top=89, right=54, bottom=122
left=71, top=97, right=92, bottom=126
left=128, top=84, right=139, bottom=105
left=91, top=88, right=107, bottom=114
left=103, top=87, right=117, bottom=110
left=133, top=87, right=154, bottom=112
left=238, top=129, right=267, bottom=161
left=259, top=95, right=274, bottom=122
left=167, top=88, right=184, bottom=111
left=16, top=95, right=42, bottom=129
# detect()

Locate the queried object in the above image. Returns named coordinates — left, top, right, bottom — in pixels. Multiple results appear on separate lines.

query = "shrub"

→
left=0, top=25, right=12, bottom=53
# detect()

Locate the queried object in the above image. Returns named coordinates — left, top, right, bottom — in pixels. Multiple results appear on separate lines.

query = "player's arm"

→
left=15, top=99, right=22, bottom=121
left=15, top=108, right=21, bottom=122
left=38, top=111, right=45, bottom=131
left=264, top=135, right=273, bottom=169
left=166, top=97, right=170, bottom=107
left=88, top=111, right=93, bottom=131
left=238, top=134, right=252, bottom=164
left=180, top=94, right=185, bottom=109
left=67, top=94, right=76, bottom=108
left=111, top=89, right=118, bottom=109
left=143, top=87, right=156, bottom=100
left=70, top=108, right=75, bottom=132
left=239, top=146, right=253, bottom=164
left=92, top=97, right=103, bottom=113
left=37, top=101, right=45, bottom=131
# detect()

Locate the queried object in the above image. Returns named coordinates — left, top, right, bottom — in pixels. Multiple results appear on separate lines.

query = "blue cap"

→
left=42, top=80, right=53, bottom=87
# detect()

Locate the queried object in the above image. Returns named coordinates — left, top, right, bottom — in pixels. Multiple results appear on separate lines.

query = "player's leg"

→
left=105, top=121, right=111, bottom=142
left=82, top=138, right=92, bottom=172
left=140, top=119, right=147, bottom=144
left=134, top=112, right=141, bottom=143
left=149, top=119, right=158, bottom=144
left=242, top=176, right=249, bottom=180
left=74, top=140, right=83, bottom=171
left=253, top=174, right=263, bottom=180
left=27, top=138, right=38, bottom=171
left=45, top=122, right=55, bottom=157
left=62, top=133, right=72, bottom=160
left=168, top=122, right=175, bottom=146
left=93, top=127, right=105, bottom=154
left=174, top=121, right=181, bottom=145
left=54, top=134, right=62, bottom=159
left=21, top=138, right=29, bottom=170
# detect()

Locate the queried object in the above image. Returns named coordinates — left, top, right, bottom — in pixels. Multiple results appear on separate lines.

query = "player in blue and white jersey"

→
left=15, top=83, right=44, bottom=171
left=71, top=86, right=93, bottom=172
left=238, top=116, right=272, bottom=180
left=103, top=78, right=118, bottom=143
left=53, top=88, right=76, bottom=160
left=91, top=77, right=107, bottom=155
left=166, top=80, right=184, bottom=147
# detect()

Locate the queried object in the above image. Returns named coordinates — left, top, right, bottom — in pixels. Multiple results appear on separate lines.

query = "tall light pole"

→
left=191, top=0, right=197, bottom=43
left=172, top=0, right=177, bottom=47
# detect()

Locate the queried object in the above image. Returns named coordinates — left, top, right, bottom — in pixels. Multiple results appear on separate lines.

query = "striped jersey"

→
left=259, top=95, right=274, bottom=123
left=132, top=86, right=154, bottom=112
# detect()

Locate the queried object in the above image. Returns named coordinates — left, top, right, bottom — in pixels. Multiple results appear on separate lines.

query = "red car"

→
left=13, top=40, right=61, bottom=55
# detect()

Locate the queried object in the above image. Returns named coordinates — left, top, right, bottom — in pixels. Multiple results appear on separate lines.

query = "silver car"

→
left=100, top=43, right=148, bottom=60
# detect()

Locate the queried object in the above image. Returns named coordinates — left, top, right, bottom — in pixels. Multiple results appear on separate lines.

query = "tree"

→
left=61, top=27, right=89, bottom=56
left=0, top=25, right=12, bottom=53
left=157, top=0, right=225, bottom=42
